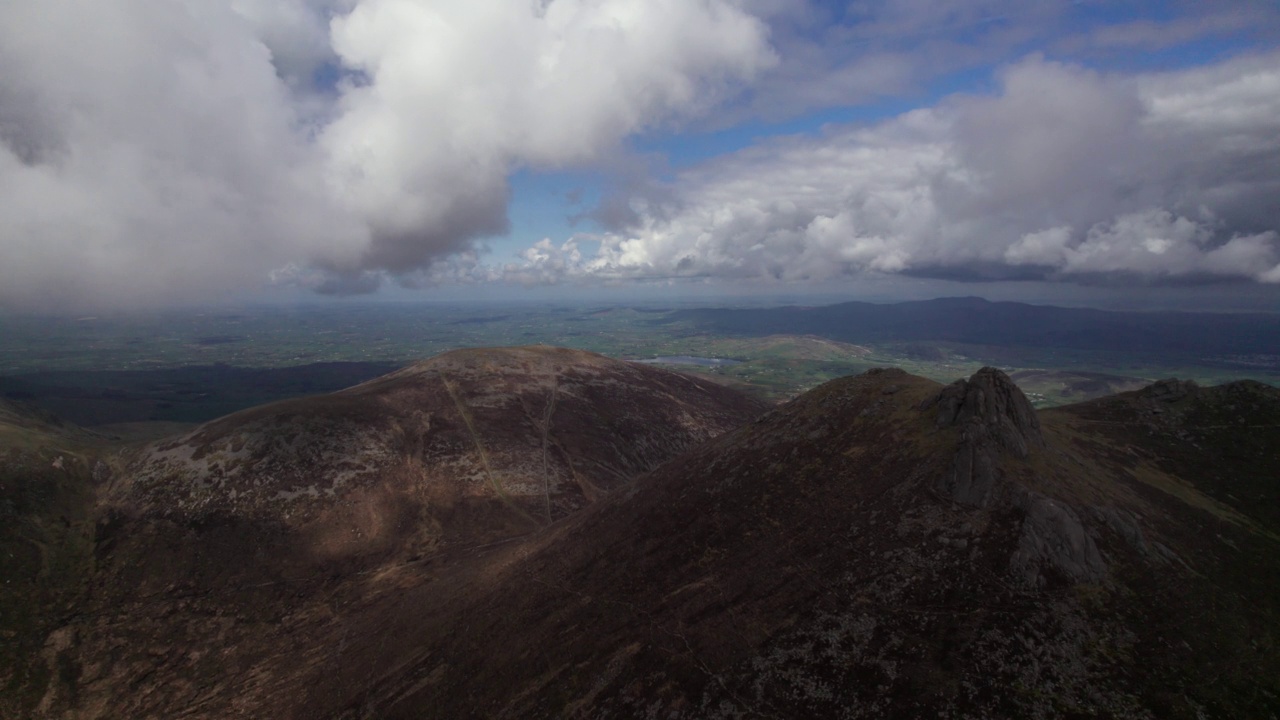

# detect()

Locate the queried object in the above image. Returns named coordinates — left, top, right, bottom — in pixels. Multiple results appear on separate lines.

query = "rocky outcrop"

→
left=1010, top=490, right=1106, bottom=588
left=931, top=367, right=1043, bottom=456
left=924, top=368, right=1107, bottom=587
left=1139, top=378, right=1198, bottom=403
left=927, top=367, right=1044, bottom=507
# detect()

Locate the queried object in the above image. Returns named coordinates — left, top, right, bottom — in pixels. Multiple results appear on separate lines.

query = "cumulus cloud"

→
left=729, top=0, right=1109, bottom=124
left=0, top=0, right=773, bottom=310
left=0, top=0, right=362, bottom=311
left=516, top=52, right=1280, bottom=285
left=3, top=1, right=1277, bottom=311
left=320, top=0, right=775, bottom=274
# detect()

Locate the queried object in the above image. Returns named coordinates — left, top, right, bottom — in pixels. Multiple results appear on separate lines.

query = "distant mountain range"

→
left=2, top=348, right=1277, bottom=718
left=668, top=296, right=1280, bottom=355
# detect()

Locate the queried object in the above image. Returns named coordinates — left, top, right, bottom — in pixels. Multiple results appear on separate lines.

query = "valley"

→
left=2, top=299, right=1276, bottom=438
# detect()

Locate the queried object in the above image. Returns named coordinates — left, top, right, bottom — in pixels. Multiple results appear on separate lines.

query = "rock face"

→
left=931, top=366, right=1044, bottom=456
left=1010, top=490, right=1106, bottom=587
left=927, top=367, right=1044, bottom=507
left=926, top=369, right=1104, bottom=587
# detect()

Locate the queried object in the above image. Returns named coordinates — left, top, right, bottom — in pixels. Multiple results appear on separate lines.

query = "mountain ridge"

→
left=2, top=350, right=1277, bottom=718
left=325, top=366, right=1278, bottom=719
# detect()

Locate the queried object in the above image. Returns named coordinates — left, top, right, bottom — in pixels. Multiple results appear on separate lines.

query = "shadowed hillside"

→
left=6, top=352, right=1278, bottom=719
left=322, top=368, right=1278, bottom=719
left=0, top=401, right=108, bottom=718
left=22, top=347, right=767, bottom=718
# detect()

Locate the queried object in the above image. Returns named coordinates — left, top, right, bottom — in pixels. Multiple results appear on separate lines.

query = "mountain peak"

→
left=926, top=367, right=1044, bottom=509
left=1138, top=377, right=1199, bottom=402
left=931, top=366, right=1043, bottom=455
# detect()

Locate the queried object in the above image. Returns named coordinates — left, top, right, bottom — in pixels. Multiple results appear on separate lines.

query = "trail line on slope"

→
left=539, top=378, right=558, bottom=523
left=439, top=372, right=538, bottom=526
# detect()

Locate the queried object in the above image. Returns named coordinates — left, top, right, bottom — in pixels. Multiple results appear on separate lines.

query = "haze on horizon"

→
left=2, top=0, right=1280, bottom=313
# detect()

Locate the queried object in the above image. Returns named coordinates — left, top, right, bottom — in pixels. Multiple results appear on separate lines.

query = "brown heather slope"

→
left=13, top=361, right=1280, bottom=719
left=26, top=347, right=766, bottom=718
left=321, top=368, right=1279, bottom=719
left=121, top=345, right=766, bottom=529
left=0, top=401, right=109, bottom=718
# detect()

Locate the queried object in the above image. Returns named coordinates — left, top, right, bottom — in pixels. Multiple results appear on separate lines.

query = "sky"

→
left=2, top=0, right=1279, bottom=312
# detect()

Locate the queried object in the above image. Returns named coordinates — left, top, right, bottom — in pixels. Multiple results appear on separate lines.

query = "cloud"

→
left=1065, top=6, right=1278, bottom=53
left=723, top=0, right=1082, bottom=124
left=0, top=0, right=362, bottom=311
left=0, top=0, right=773, bottom=311
left=718, top=1, right=1280, bottom=130
left=320, top=0, right=775, bottom=274
left=4, top=1, right=1277, bottom=311
left=514, top=52, right=1280, bottom=286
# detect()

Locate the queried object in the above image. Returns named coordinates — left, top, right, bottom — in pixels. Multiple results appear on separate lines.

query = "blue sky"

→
left=494, top=0, right=1280, bottom=278
left=2, top=0, right=1279, bottom=311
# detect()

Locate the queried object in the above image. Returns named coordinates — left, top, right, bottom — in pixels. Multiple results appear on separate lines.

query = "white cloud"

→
left=514, top=52, right=1280, bottom=286
left=0, top=0, right=363, bottom=311
left=1005, top=227, right=1072, bottom=266
left=0, top=0, right=774, bottom=310
left=2, top=1, right=1277, bottom=311
left=316, top=0, right=776, bottom=274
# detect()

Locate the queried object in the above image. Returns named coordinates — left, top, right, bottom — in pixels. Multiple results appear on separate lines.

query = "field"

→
left=1, top=300, right=1277, bottom=434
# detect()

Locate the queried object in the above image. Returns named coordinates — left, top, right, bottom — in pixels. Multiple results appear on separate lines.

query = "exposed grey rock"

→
left=1152, top=541, right=1190, bottom=570
left=1091, top=505, right=1150, bottom=556
left=929, top=367, right=1043, bottom=456
left=926, top=370, right=1109, bottom=584
left=929, top=368, right=1044, bottom=507
left=1140, top=378, right=1198, bottom=403
left=1010, top=491, right=1107, bottom=588
left=939, top=419, right=1002, bottom=507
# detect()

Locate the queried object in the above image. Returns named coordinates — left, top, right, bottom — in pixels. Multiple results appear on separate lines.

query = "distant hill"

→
left=667, top=296, right=1280, bottom=356
left=7, top=349, right=1279, bottom=719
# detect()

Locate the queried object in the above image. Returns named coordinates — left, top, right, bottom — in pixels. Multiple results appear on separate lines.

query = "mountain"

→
left=667, top=296, right=1280, bottom=356
left=316, top=367, right=1279, bottom=719
left=8, top=350, right=1279, bottom=719
left=121, top=345, right=765, bottom=534
left=21, top=347, right=766, bottom=717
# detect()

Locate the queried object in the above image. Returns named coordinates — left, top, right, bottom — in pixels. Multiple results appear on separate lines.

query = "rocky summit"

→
left=2, top=353, right=1278, bottom=719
